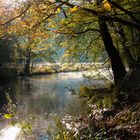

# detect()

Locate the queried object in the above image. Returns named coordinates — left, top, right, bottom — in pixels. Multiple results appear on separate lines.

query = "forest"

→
left=0, top=0, right=140, bottom=139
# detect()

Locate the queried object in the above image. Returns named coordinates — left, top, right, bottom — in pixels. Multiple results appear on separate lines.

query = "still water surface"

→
left=0, top=71, right=103, bottom=139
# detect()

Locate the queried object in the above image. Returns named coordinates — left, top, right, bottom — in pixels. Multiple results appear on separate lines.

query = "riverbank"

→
left=47, top=85, right=140, bottom=140
left=0, top=70, right=139, bottom=139
left=0, top=63, right=102, bottom=79
left=30, top=63, right=99, bottom=75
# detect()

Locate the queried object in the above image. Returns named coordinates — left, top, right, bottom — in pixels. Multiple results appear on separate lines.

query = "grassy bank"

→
left=30, top=63, right=97, bottom=75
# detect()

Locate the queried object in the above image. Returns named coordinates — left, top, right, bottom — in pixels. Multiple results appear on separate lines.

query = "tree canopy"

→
left=0, top=0, right=140, bottom=83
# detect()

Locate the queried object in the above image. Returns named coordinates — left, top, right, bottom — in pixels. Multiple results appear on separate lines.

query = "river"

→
left=0, top=71, right=104, bottom=139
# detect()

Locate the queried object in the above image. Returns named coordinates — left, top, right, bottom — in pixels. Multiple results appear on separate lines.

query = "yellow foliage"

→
left=69, top=6, right=79, bottom=13
left=49, top=24, right=56, bottom=28
left=60, top=19, right=65, bottom=25
left=4, top=114, right=15, bottom=119
left=56, top=8, right=61, bottom=13
left=103, top=1, right=111, bottom=11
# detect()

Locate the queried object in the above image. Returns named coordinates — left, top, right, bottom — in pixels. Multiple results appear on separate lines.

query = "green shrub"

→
left=79, top=86, right=94, bottom=98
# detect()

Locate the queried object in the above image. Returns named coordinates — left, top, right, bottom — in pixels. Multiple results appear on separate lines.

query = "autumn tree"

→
left=49, top=0, right=140, bottom=85
left=0, top=0, right=140, bottom=84
left=15, top=28, right=50, bottom=75
left=0, top=0, right=55, bottom=75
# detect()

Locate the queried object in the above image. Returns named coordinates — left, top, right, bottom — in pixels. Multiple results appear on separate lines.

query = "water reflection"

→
left=17, top=72, right=92, bottom=117
left=0, top=71, right=104, bottom=139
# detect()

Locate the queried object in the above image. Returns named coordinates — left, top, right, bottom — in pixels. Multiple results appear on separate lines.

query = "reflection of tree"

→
left=0, top=89, right=8, bottom=111
left=0, top=79, right=18, bottom=111
left=28, top=94, right=60, bottom=115
left=0, top=72, right=88, bottom=119
left=23, top=78, right=33, bottom=96
left=63, top=97, right=87, bottom=116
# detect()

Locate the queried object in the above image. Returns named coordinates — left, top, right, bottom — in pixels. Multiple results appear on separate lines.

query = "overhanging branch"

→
left=108, top=0, right=140, bottom=24
left=61, top=1, right=140, bottom=30
left=76, top=28, right=100, bottom=34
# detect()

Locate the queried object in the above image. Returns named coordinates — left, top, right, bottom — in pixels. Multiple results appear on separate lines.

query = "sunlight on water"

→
left=0, top=125, right=20, bottom=140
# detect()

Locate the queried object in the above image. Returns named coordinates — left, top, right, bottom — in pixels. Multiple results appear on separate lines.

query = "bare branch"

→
left=61, top=1, right=140, bottom=29
left=31, top=13, right=54, bottom=29
left=83, top=8, right=140, bottom=29
left=76, top=28, right=101, bottom=34
left=108, top=0, right=140, bottom=23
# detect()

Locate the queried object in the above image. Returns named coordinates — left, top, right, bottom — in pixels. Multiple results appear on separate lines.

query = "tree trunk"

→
left=24, top=54, right=31, bottom=76
left=98, top=16, right=126, bottom=85
left=117, top=24, right=134, bottom=69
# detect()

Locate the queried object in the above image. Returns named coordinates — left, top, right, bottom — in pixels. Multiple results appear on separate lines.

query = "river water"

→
left=0, top=71, right=104, bottom=139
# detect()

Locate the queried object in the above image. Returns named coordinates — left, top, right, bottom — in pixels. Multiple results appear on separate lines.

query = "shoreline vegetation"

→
left=0, top=63, right=104, bottom=79
left=46, top=85, right=140, bottom=140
